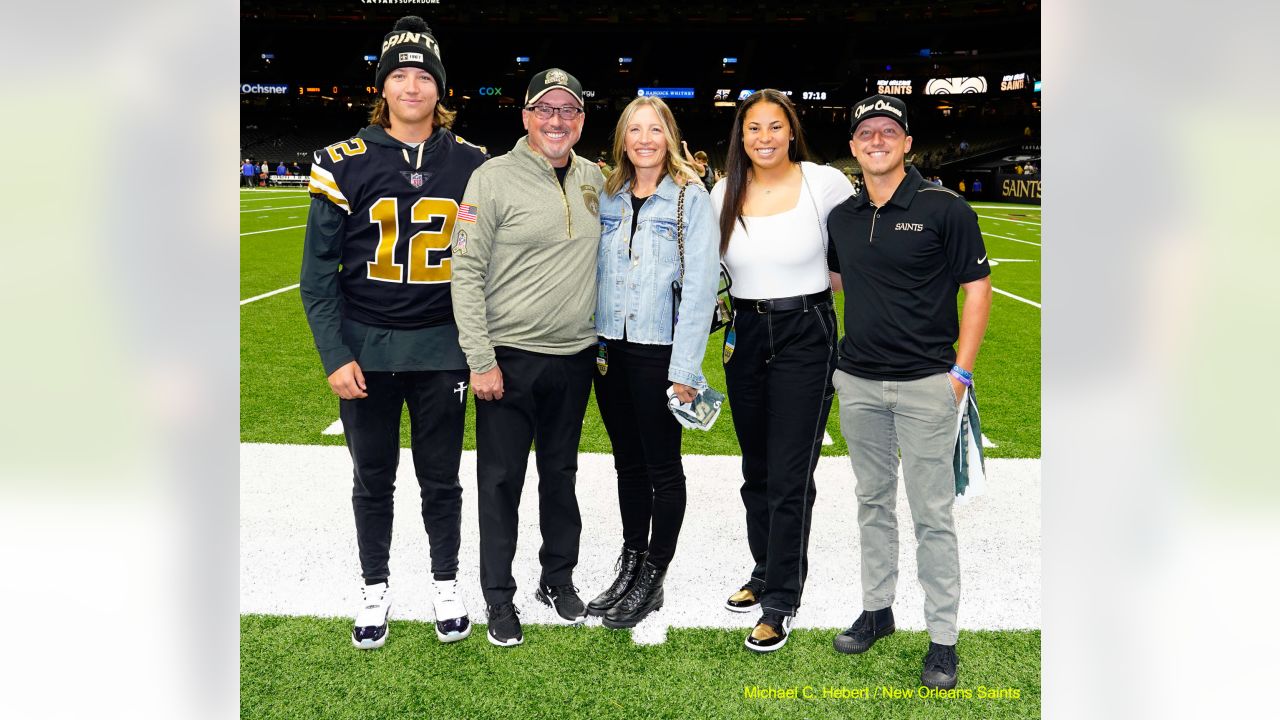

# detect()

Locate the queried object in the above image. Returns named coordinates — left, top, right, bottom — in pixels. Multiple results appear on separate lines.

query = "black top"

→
left=554, top=163, right=569, bottom=187
left=300, top=124, right=488, bottom=374
left=629, top=193, right=650, bottom=247
left=827, top=166, right=990, bottom=381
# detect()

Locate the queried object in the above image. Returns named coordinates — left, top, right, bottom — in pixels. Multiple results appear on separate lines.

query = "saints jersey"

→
left=308, top=124, right=488, bottom=329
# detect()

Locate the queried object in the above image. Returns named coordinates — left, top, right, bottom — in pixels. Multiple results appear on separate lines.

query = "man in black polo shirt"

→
left=825, top=94, right=992, bottom=690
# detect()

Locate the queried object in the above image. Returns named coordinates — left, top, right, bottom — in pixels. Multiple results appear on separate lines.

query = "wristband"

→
left=950, top=365, right=973, bottom=381
left=949, top=368, right=973, bottom=387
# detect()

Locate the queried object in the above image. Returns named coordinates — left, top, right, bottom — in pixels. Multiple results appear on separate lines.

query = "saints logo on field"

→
left=581, top=184, right=599, bottom=217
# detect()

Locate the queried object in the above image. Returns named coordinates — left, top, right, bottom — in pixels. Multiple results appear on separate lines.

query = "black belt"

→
left=732, top=290, right=832, bottom=314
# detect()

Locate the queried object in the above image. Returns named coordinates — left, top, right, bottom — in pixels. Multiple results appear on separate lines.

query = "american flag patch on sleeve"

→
left=458, top=203, right=478, bottom=223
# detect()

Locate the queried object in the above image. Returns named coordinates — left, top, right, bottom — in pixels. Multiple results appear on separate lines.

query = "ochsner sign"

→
left=241, top=83, right=289, bottom=94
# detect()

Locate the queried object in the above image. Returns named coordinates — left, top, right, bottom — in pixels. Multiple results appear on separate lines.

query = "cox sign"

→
left=478, top=86, right=503, bottom=96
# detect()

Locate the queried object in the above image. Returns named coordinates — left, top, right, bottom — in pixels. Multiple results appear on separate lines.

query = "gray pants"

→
left=832, top=369, right=961, bottom=645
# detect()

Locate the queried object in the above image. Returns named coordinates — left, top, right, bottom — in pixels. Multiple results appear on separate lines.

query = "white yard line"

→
left=977, top=214, right=1041, bottom=227
left=969, top=204, right=1040, bottom=211
left=241, top=444, right=1041, bottom=634
left=982, top=231, right=1041, bottom=248
left=240, top=284, right=299, bottom=306
left=993, top=287, right=1041, bottom=309
left=241, top=224, right=305, bottom=237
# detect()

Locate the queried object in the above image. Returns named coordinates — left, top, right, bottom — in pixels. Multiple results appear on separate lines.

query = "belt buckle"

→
left=754, top=300, right=770, bottom=314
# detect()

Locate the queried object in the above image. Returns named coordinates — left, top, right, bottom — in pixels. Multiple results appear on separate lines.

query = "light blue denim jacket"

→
left=596, top=173, right=720, bottom=388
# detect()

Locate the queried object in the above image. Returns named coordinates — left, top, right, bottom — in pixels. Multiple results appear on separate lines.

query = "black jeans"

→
left=723, top=301, right=838, bottom=615
left=476, top=346, right=595, bottom=606
left=341, top=368, right=469, bottom=583
left=593, top=339, right=686, bottom=570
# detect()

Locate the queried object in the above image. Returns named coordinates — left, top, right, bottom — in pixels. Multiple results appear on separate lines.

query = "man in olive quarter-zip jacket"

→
left=450, top=68, right=604, bottom=647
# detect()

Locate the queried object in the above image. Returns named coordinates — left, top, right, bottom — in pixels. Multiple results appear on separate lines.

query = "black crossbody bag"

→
left=671, top=184, right=733, bottom=334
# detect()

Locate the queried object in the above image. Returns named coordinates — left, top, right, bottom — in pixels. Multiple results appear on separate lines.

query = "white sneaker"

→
left=432, top=579, right=472, bottom=643
left=351, top=582, right=391, bottom=649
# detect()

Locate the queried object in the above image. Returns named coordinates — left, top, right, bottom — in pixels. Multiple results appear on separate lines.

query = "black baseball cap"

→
left=850, top=94, right=910, bottom=135
left=525, top=68, right=584, bottom=107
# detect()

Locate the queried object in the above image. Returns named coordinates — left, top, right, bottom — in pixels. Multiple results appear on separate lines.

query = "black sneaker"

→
left=744, top=611, right=793, bottom=653
left=725, top=578, right=765, bottom=613
left=920, top=642, right=959, bottom=689
left=485, top=602, right=523, bottom=647
left=535, top=582, right=587, bottom=625
left=833, top=607, right=895, bottom=654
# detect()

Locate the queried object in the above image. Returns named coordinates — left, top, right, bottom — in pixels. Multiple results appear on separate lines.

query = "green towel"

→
left=952, top=385, right=987, bottom=498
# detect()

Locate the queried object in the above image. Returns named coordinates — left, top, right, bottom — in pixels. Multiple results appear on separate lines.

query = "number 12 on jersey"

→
left=366, top=197, right=458, bottom=284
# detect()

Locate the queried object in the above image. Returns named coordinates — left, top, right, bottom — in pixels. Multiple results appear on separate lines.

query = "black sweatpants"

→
left=723, top=301, right=838, bottom=615
left=341, top=368, right=469, bottom=583
left=593, top=339, right=686, bottom=570
left=476, top=346, right=595, bottom=606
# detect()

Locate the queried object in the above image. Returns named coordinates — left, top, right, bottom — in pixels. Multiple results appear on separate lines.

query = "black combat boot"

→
left=602, top=561, right=665, bottom=629
left=587, top=546, right=646, bottom=617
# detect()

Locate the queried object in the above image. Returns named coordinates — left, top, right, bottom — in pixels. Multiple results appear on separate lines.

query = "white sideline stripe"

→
left=969, top=204, right=1040, bottom=211
left=977, top=214, right=1041, bottom=227
left=822, top=430, right=833, bottom=446
left=983, top=231, right=1041, bottom=247
left=993, top=287, right=1041, bottom=309
left=240, top=284, right=299, bottom=306
left=240, top=189, right=309, bottom=195
left=323, top=419, right=343, bottom=435
left=241, top=224, right=305, bottom=237
left=983, top=434, right=998, bottom=448
left=241, top=205, right=310, bottom=213
left=240, top=444, right=1042, bottom=634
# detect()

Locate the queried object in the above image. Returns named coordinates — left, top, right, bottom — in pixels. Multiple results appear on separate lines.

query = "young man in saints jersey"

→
left=300, top=15, right=488, bottom=650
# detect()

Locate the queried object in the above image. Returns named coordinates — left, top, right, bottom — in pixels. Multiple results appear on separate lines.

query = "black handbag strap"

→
left=675, top=183, right=688, bottom=283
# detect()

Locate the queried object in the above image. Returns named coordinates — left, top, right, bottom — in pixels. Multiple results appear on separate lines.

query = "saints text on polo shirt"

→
left=895, top=222, right=924, bottom=231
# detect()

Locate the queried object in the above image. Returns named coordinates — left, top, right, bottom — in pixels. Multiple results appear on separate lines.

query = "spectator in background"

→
left=681, top=141, right=715, bottom=191
left=958, top=179, right=966, bottom=194
left=1023, top=161, right=1037, bottom=175
left=276, top=161, right=287, bottom=177
left=972, top=178, right=983, bottom=194
left=258, top=160, right=269, bottom=185
left=290, top=161, right=302, bottom=176
left=242, top=158, right=257, bottom=188
left=958, top=139, right=970, bottom=154
left=595, top=154, right=613, bottom=178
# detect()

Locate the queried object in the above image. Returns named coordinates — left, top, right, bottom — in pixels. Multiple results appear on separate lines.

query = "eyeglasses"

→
left=525, top=104, right=584, bottom=120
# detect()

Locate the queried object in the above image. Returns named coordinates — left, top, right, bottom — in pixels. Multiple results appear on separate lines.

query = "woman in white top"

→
left=709, top=89, right=854, bottom=653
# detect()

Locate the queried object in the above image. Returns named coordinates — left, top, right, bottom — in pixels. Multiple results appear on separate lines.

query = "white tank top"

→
left=721, top=181, right=829, bottom=299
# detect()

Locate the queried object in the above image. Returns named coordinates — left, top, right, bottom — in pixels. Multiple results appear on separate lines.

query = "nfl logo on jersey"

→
left=410, top=172, right=424, bottom=188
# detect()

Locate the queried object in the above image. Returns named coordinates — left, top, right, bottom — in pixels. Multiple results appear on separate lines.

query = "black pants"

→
left=476, top=346, right=595, bottom=606
left=593, top=339, right=686, bottom=570
left=724, top=301, right=838, bottom=615
left=341, top=368, right=469, bottom=583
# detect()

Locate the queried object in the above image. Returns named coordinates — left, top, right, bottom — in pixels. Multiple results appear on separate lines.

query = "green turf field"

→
left=240, top=188, right=1041, bottom=719
left=240, top=190, right=1041, bottom=458
left=241, top=615, right=1040, bottom=720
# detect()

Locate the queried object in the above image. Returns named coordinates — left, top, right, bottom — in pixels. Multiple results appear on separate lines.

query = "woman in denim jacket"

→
left=586, top=96, right=720, bottom=629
